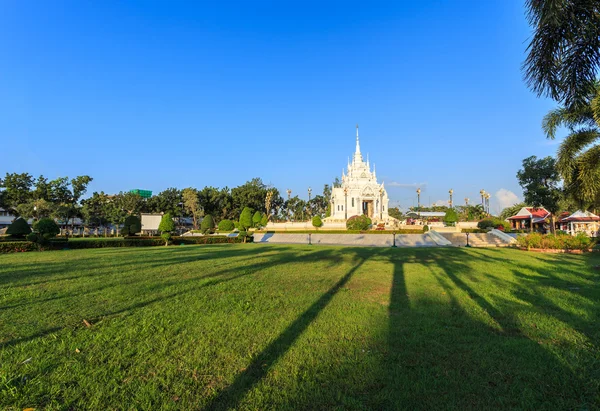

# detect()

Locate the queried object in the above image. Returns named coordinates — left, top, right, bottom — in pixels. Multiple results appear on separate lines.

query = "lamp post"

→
left=465, top=232, right=471, bottom=247
left=485, top=193, right=491, bottom=215
left=307, top=187, right=312, bottom=219
left=308, top=187, right=312, bottom=202
left=465, top=197, right=469, bottom=206
left=343, top=187, right=348, bottom=220
left=416, top=188, right=421, bottom=213
left=449, top=189, right=454, bottom=209
left=392, top=231, right=397, bottom=248
left=480, top=189, right=485, bottom=207
left=286, top=189, right=292, bottom=221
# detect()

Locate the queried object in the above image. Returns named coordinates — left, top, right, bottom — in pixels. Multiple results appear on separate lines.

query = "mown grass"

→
left=1, top=245, right=599, bottom=410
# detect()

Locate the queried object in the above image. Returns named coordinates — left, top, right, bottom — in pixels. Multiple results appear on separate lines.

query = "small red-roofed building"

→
left=507, top=207, right=551, bottom=232
left=558, top=210, right=600, bottom=237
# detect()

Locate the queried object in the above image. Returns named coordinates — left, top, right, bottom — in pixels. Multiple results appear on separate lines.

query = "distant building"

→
left=506, top=207, right=551, bottom=231
left=130, top=189, right=153, bottom=198
left=141, top=213, right=163, bottom=235
left=0, top=208, right=15, bottom=229
left=558, top=210, right=600, bottom=237
left=327, top=126, right=393, bottom=223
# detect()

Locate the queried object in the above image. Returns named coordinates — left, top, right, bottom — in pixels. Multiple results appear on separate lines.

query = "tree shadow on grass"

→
left=204, top=251, right=372, bottom=410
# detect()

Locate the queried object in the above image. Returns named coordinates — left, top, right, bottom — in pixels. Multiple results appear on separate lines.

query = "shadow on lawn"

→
left=207, top=247, right=599, bottom=409
left=205, top=250, right=372, bottom=410
left=0, top=246, right=349, bottom=350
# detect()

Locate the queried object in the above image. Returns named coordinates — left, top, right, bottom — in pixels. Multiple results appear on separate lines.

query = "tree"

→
left=231, top=178, right=268, bottom=217
left=33, top=218, right=60, bottom=240
left=0, top=173, right=34, bottom=215
left=260, top=213, right=268, bottom=228
left=6, top=218, right=31, bottom=238
left=148, top=188, right=182, bottom=216
left=81, top=192, right=111, bottom=229
left=388, top=207, right=403, bottom=221
left=239, top=207, right=254, bottom=231
left=312, top=215, right=323, bottom=229
left=252, top=211, right=262, bottom=228
left=542, top=83, right=600, bottom=204
left=217, top=219, right=235, bottom=231
left=182, top=188, right=201, bottom=229
left=517, top=156, right=562, bottom=233
left=238, top=207, right=254, bottom=243
left=523, top=0, right=600, bottom=108
left=444, top=208, right=458, bottom=226
left=158, top=213, right=175, bottom=246
left=499, top=203, right=527, bottom=220
left=122, top=215, right=141, bottom=237
left=201, top=214, right=215, bottom=234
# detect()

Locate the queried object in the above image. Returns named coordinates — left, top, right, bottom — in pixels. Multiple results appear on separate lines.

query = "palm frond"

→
left=556, top=128, right=600, bottom=178
left=575, top=145, right=600, bottom=201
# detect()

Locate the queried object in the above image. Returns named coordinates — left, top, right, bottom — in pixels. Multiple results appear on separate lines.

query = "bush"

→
left=252, top=211, right=262, bottom=228
left=33, top=218, right=60, bottom=240
left=260, top=213, right=268, bottom=228
left=312, top=215, right=323, bottom=229
left=201, top=214, right=215, bottom=234
left=478, top=218, right=511, bottom=231
left=423, top=225, right=429, bottom=232
left=121, top=215, right=141, bottom=236
left=0, top=241, right=39, bottom=253
left=6, top=218, right=32, bottom=238
left=158, top=213, right=175, bottom=233
left=218, top=219, right=235, bottom=231
left=346, top=215, right=371, bottom=231
left=233, top=221, right=240, bottom=230
left=161, top=232, right=172, bottom=246
left=26, top=232, right=38, bottom=242
left=444, top=209, right=458, bottom=226
left=239, top=207, right=254, bottom=231
left=516, top=232, right=593, bottom=250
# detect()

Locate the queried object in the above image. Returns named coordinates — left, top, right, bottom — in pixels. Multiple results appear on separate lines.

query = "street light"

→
left=465, top=197, right=469, bottom=206
left=286, top=189, right=292, bottom=221
left=308, top=187, right=312, bottom=201
left=480, top=189, right=485, bottom=207
left=287, top=189, right=292, bottom=200
left=449, top=189, right=454, bottom=209
left=392, top=231, right=397, bottom=248
left=485, top=193, right=491, bottom=214
left=416, top=188, right=421, bottom=212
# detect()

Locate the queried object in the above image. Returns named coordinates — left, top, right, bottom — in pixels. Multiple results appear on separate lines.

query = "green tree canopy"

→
left=33, top=218, right=60, bottom=239
left=122, top=215, right=141, bottom=237
left=523, top=0, right=600, bottom=108
left=201, top=214, right=215, bottom=234
left=312, top=215, right=323, bottom=229
left=239, top=207, right=254, bottom=231
left=6, top=218, right=32, bottom=238
left=444, top=209, right=459, bottom=226
left=158, top=213, right=175, bottom=233
left=517, top=156, right=563, bottom=233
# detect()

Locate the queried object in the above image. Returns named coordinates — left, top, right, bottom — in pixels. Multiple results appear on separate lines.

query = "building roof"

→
left=507, top=207, right=550, bottom=220
left=559, top=210, right=600, bottom=223
left=406, top=211, right=446, bottom=218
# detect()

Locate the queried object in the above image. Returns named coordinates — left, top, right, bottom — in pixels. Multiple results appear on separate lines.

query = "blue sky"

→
left=0, top=0, right=560, bottom=212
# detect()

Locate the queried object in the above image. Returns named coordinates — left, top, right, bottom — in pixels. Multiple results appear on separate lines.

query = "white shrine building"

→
left=327, top=126, right=393, bottom=224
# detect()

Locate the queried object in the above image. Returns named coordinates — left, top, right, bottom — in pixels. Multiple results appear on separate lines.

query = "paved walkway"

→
left=253, top=233, right=437, bottom=247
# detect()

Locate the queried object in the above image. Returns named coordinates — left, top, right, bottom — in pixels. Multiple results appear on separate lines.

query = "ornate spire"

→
left=353, top=124, right=363, bottom=163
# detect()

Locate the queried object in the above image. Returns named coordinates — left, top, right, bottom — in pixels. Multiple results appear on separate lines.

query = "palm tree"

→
left=542, top=83, right=600, bottom=203
left=523, top=0, right=600, bottom=108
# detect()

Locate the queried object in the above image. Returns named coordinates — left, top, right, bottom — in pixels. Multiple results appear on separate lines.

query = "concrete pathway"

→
left=253, top=233, right=437, bottom=247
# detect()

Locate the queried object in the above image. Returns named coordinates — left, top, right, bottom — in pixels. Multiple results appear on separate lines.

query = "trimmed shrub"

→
left=260, top=213, right=268, bottom=228
left=233, top=221, right=240, bottom=230
left=346, top=215, right=371, bottom=231
left=158, top=213, right=175, bottom=245
left=121, top=215, right=141, bottom=236
left=218, top=219, right=235, bottom=231
left=423, top=225, right=430, bottom=232
left=312, top=215, right=323, bottom=229
left=6, top=218, right=32, bottom=238
left=0, top=241, right=39, bottom=253
left=26, top=232, right=38, bottom=242
left=444, top=209, right=459, bottom=226
left=201, top=214, right=215, bottom=234
left=239, top=207, right=254, bottom=231
left=478, top=218, right=511, bottom=231
left=252, top=211, right=262, bottom=228
left=516, top=232, right=593, bottom=250
left=33, top=218, right=60, bottom=240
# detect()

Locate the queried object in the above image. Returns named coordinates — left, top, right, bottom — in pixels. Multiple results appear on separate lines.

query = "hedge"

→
left=0, top=235, right=248, bottom=253
left=516, top=233, right=596, bottom=250
left=253, top=229, right=425, bottom=234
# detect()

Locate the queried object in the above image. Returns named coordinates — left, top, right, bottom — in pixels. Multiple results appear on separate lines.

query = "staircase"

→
left=439, top=232, right=512, bottom=247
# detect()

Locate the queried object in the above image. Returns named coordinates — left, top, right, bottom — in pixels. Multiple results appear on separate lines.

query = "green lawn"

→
left=1, top=245, right=599, bottom=410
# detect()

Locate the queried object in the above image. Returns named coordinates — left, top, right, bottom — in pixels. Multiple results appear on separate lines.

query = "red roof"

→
left=526, top=208, right=550, bottom=218
left=507, top=215, right=531, bottom=220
